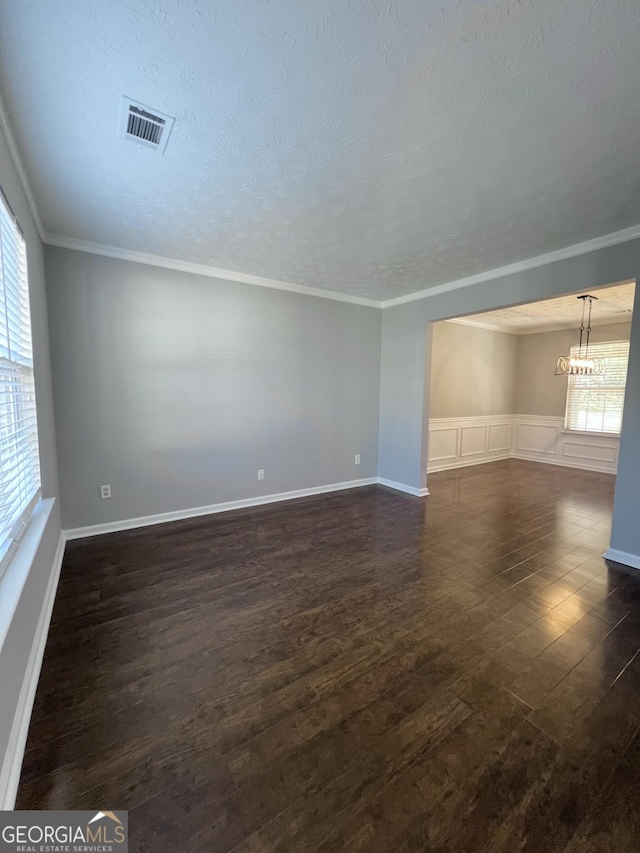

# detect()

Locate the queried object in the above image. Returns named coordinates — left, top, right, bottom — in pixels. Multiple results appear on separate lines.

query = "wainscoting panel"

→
left=488, top=423, right=512, bottom=453
left=427, top=416, right=512, bottom=472
left=511, top=415, right=619, bottom=474
left=515, top=422, right=558, bottom=455
left=460, top=425, right=487, bottom=457
left=561, top=440, right=618, bottom=465
left=428, top=428, right=458, bottom=463
left=428, top=415, right=619, bottom=475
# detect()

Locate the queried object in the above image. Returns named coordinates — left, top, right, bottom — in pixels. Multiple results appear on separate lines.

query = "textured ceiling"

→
left=2, top=1, right=640, bottom=301
left=449, top=281, right=636, bottom=334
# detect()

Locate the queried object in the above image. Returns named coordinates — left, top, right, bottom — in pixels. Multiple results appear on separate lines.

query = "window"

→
left=564, top=340, right=630, bottom=435
left=0, top=190, right=40, bottom=577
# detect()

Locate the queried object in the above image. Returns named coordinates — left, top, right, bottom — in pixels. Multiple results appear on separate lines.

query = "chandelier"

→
left=555, top=295, right=605, bottom=376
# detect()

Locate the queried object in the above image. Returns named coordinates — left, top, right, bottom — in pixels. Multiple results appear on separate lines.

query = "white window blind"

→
left=0, top=190, right=40, bottom=578
left=564, top=340, right=630, bottom=435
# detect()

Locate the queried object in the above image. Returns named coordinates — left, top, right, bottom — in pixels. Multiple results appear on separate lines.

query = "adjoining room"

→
left=427, top=280, right=635, bottom=477
left=2, top=3, right=640, bottom=851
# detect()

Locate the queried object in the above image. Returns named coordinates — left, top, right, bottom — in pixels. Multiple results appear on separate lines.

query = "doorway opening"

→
left=426, top=279, right=635, bottom=480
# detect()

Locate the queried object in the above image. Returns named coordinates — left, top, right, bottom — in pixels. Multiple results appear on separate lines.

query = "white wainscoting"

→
left=428, top=415, right=619, bottom=475
left=511, top=415, right=619, bottom=474
left=427, top=415, right=513, bottom=472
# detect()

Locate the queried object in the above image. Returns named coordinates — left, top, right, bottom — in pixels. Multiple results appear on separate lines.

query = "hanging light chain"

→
left=555, top=294, right=605, bottom=376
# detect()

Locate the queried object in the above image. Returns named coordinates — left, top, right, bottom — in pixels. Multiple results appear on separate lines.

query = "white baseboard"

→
left=64, top=478, right=379, bottom=539
left=428, top=453, right=512, bottom=473
left=66, top=475, right=436, bottom=539
left=0, top=531, right=66, bottom=809
left=511, top=452, right=617, bottom=475
left=603, top=548, right=640, bottom=572
left=377, top=478, right=429, bottom=497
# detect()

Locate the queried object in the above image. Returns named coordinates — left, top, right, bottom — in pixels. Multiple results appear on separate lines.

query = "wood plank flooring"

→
left=16, top=459, right=640, bottom=852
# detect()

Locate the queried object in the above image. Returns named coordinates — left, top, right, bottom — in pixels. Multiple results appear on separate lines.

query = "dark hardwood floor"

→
left=17, top=459, right=640, bottom=852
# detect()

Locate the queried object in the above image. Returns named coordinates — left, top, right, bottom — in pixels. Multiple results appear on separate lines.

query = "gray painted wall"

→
left=378, top=239, right=640, bottom=561
left=515, top=322, right=632, bottom=418
left=0, top=124, right=61, bottom=795
left=46, top=247, right=381, bottom=530
left=429, top=322, right=517, bottom=418
left=612, top=308, right=640, bottom=559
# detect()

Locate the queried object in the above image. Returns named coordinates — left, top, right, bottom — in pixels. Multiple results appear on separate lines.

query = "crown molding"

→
left=0, top=92, right=45, bottom=241
left=42, top=225, right=640, bottom=312
left=446, top=316, right=519, bottom=335
left=525, top=315, right=634, bottom=335
left=43, top=233, right=383, bottom=308
left=446, top=312, right=634, bottom=337
left=382, top=225, right=640, bottom=308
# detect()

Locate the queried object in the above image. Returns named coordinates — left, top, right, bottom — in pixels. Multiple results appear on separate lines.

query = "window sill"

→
left=561, top=429, right=621, bottom=439
left=0, top=498, right=55, bottom=653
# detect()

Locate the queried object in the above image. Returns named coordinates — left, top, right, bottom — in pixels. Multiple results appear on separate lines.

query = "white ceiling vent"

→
left=120, top=97, right=174, bottom=154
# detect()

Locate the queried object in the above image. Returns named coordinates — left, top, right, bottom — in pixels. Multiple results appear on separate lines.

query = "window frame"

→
left=563, top=339, right=630, bottom=437
left=0, top=186, right=41, bottom=580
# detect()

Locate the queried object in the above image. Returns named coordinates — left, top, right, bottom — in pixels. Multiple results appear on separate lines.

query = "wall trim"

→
left=428, top=414, right=619, bottom=475
left=428, top=415, right=513, bottom=473
left=446, top=312, right=634, bottom=337
left=43, top=234, right=382, bottom=309
left=382, top=225, right=640, bottom=308
left=66, top=476, right=434, bottom=540
left=512, top=414, right=618, bottom=473
left=510, top=454, right=617, bottom=475
left=427, top=414, right=514, bottom=425
left=429, top=453, right=512, bottom=473
left=604, top=548, right=640, bottom=572
left=511, top=414, right=568, bottom=422
left=64, top=477, right=380, bottom=539
left=377, top=478, right=429, bottom=497
left=0, top=92, right=45, bottom=240
left=446, top=316, right=517, bottom=335
left=0, top=531, right=65, bottom=809
left=44, top=227, right=640, bottom=312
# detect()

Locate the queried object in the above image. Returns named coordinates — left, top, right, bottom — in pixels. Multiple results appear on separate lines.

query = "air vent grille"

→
left=127, top=106, right=165, bottom=145
left=120, top=97, right=175, bottom=154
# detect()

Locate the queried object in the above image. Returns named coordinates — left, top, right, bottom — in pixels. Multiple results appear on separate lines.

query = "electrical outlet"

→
left=100, top=484, right=111, bottom=499
left=355, top=455, right=361, bottom=465
left=258, top=469, right=265, bottom=481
